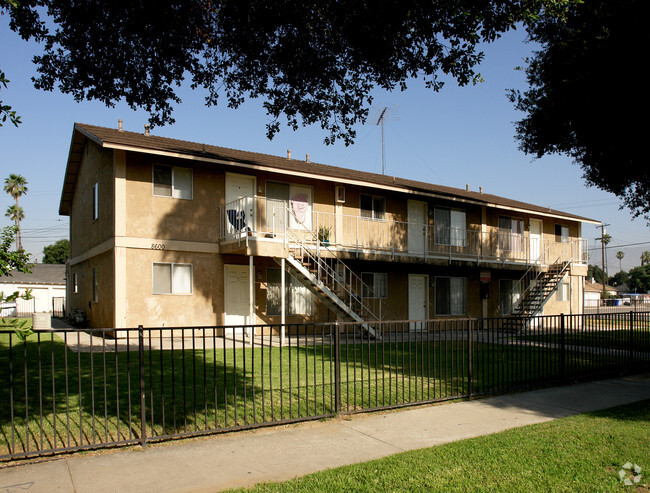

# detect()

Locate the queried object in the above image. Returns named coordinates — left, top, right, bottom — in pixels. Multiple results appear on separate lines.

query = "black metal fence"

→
left=1, top=311, right=648, bottom=460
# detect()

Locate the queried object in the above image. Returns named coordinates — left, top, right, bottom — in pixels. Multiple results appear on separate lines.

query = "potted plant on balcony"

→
left=318, top=226, right=331, bottom=246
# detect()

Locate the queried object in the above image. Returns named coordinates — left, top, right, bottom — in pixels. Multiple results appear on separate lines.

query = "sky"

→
left=1, top=22, right=648, bottom=273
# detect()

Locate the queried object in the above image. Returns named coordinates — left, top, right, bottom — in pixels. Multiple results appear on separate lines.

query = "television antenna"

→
left=369, top=106, right=398, bottom=175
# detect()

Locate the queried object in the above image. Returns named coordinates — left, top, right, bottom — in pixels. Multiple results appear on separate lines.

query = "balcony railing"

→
left=218, top=196, right=588, bottom=266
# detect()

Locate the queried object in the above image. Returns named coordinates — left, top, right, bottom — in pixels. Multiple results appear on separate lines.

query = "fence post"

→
left=560, top=313, right=566, bottom=381
left=138, top=325, right=147, bottom=448
left=334, top=321, right=341, bottom=414
left=628, top=310, right=635, bottom=372
left=467, top=319, right=473, bottom=400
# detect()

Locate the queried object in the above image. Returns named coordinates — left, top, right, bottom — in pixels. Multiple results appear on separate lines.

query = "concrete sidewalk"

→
left=1, top=374, right=649, bottom=493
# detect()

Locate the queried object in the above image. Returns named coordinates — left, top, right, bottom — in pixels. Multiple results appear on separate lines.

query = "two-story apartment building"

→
left=60, top=123, right=598, bottom=332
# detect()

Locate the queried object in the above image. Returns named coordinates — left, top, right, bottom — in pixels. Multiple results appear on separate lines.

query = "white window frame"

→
left=555, top=224, right=570, bottom=243
left=152, top=262, right=193, bottom=295
left=557, top=280, right=570, bottom=301
left=499, top=279, right=522, bottom=315
left=92, top=182, right=99, bottom=221
left=498, top=216, right=524, bottom=252
left=361, top=272, right=388, bottom=299
left=152, top=164, right=193, bottom=200
left=265, top=268, right=313, bottom=316
left=360, top=194, right=386, bottom=221
left=435, top=276, right=467, bottom=316
left=434, top=207, right=466, bottom=247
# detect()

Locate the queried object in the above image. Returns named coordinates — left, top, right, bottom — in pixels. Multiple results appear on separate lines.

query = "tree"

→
left=627, top=265, right=650, bottom=294
left=610, top=270, right=628, bottom=288
left=3, top=173, right=28, bottom=249
left=641, top=251, right=650, bottom=266
left=5, top=205, right=24, bottom=243
left=42, top=239, right=69, bottom=264
left=1, top=0, right=571, bottom=144
left=0, top=226, right=32, bottom=339
left=1, top=69, right=21, bottom=127
left=510, top=0, right=650, bottom=222
left=615, top=251, right=624, bottom=272
left=587, top=264, right=606, bottom=285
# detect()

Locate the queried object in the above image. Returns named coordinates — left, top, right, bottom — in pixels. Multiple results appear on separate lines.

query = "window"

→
left=435, top=277, right=466, bottom=315
left=266, top=268, right=313, bottom=315
left=153, top=164, right=193, bottom=199
left=361, top=272, right=388, bottom=298
left=92, top=183, right=99, bottom=220
left=153, top=263, right=193, bottom=294
left=360, top=194, right=385, bottom=220
left=557, top=280, right=569, bottom=301
left=434, top=208, right=466, bottom=247
left=499, top=279, right=522, bottom=315
left=72, top=273, right=78, bottom=294
left=498, top=216, right=524, bottom=252
left=555, top=224, right=570, bottom=243
left=92, top=267, right=98, bottom=302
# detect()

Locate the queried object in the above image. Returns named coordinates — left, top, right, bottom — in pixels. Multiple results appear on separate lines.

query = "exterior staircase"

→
left=274, top=210, right=388, bottom=339
left=499, top=251, right=572, bottom=332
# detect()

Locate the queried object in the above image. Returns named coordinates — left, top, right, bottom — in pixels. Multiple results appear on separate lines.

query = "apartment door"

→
left=408, top=274, right=428, bottom=331
left=224, top=264, right=250, bottom=334
left=225, top=173, right=255, bottom=235
left=529, top=219, right=542, bottom=263
left=288, top=185, right=312, bottom=231
left=408, top=200, right=427, bottom=254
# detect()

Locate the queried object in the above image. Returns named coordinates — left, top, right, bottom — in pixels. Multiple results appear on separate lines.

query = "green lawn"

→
left=228, top=399, right=650, bottom=492
left=0, top=327, right=644, bottom=458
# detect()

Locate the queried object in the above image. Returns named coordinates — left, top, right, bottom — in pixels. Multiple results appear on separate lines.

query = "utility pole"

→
left=596, top=223, right=610, bottom=301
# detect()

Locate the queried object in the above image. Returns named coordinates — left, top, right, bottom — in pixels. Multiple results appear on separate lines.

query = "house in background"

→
left=584, top=280, right=618, bottom=308
left=0, top=264, right=66, bottom=317
left=59, top=122, right=598, bottom=332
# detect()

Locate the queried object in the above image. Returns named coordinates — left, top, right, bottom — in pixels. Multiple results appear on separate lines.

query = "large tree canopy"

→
left=510, top=0, right=649, bottom=221
left=2, top=0, right=569, bottom=144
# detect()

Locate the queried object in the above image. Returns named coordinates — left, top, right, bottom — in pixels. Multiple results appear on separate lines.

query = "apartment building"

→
left=60, top=123, right=598, bottom=331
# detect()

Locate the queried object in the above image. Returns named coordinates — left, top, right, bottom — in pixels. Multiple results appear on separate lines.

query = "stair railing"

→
left=274, top=208, right=389, bottom=321
left=497, top=243, right=550, bottom=315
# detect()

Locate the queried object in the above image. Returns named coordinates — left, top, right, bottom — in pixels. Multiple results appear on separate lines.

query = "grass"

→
left=0, top=324, right=646, bottom=459
left=228, top=399, right=650, bottom=492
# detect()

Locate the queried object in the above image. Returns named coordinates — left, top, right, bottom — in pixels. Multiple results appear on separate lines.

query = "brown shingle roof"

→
left=60, top=122, right=598, bottom=223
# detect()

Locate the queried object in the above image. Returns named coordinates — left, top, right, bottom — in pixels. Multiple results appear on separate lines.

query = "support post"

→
left=560, top=313, right=566, bottom=381
left=281, top=258, right=286, bottom=345
left=138, top=325, right=147, bottom=448
left=334, top=321, right=341, bottom=413
left=468, top=319, right=473, bottom=400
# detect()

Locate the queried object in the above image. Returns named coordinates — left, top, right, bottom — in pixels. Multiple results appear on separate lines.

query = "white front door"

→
left=225, top=173, right=255, bottom=235
left=224, top=264, right=250, bottom=334
left=408, top=200, right=427, bottom=254
left=529, top=219, right=542, bottom=263
left=408, top=274, right=428, bottom=331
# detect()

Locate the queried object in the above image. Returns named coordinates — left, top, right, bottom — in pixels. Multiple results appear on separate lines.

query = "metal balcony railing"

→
left=217, top=196, right=587, bottom=266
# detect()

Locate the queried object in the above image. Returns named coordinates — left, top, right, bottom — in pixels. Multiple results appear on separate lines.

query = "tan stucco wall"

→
left=125, top=154, right=223, bottom=242
left=68, top=250, right=114, bottom=328
left=124, top=248, right=221, bottom=327
left=69, top=141, right=115, bottom=257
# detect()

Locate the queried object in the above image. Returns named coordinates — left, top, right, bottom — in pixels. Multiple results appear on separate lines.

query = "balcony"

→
left=218, top=196, right=588, bottom=267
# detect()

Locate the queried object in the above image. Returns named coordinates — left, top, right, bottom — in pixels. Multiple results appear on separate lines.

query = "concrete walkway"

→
left=1, top=374, right=649, bottom=493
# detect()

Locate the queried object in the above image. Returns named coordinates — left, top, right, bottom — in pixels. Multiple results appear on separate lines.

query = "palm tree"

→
left=3, top=174, right=28, bottom=250
left=616, top=251, right=624, bottom=271
left=5, top=205, right=25, bottom=249
left=642, top=251, right=650, bottom=266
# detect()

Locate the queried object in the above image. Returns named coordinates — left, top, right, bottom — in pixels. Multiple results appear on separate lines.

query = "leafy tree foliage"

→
left=42, top=239, right=69, bottom=264
left=609, top=270, right=628, bottom=288
left=587, top=264, right=606, bottom=285
left=627, top=265, right=650, bottom=294
left=641, top=251, right=650, bottom=266
left=1, top=0, right=569, bottom=144
left=511, top=0, right=649, bottom=221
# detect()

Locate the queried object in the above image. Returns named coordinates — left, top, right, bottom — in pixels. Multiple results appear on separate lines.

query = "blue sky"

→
left=1, top=22, right=648, bottom=273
